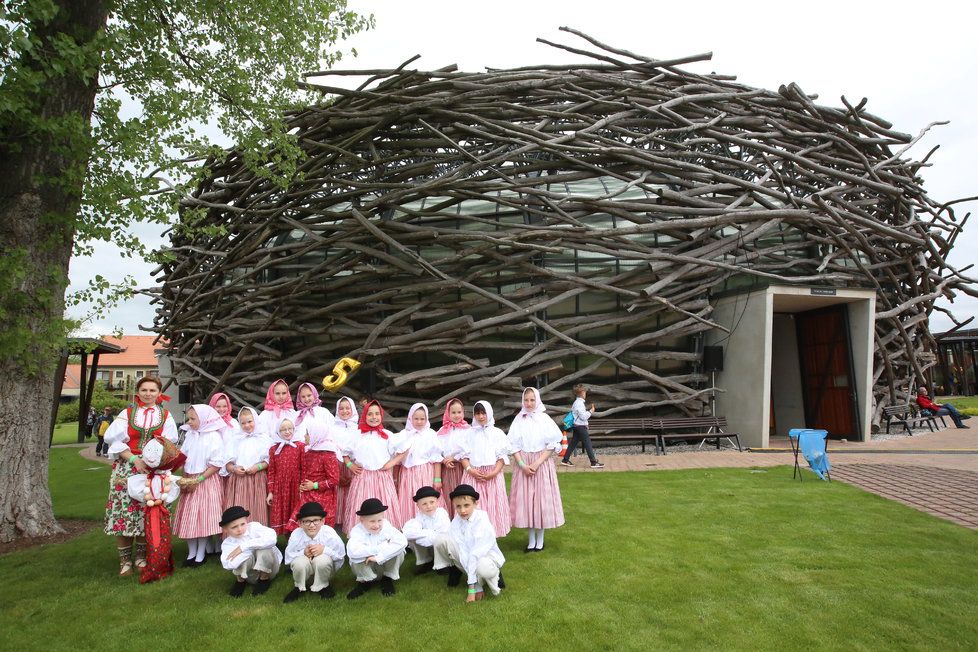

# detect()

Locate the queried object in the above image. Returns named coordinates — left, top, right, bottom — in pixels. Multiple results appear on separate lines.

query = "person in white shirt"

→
left=219, top=506, right=282, bottom=598
left=401, top=486, right=450, bottom=574
left=560, top=383, right=604, bottom=469
left=283, top=501, right=346, bottom=603
left=434, top=484, right=506, bottom=603
left=345, top=498, right=407, bottom=599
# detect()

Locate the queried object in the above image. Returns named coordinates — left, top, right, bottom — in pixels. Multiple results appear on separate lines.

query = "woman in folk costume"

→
left=103, top=375, right=179, bottom=577
left=223, top=406, right=272, bottom=526
left=293, top=382, right=334, bottom=446
left=173, top=404, right=227, bottom=567
left=266, top=416, right=304, bottom=535
left=436, top=398, right=470, bottom=518
left=459, top=400, right=512, bottom=538
left=395, top=403, right=446, bottom=521
left=126, top=437, right=185, bottom=583
left=289, top=423, right=340, bottom=528
left=508, top=387, right=565, bottom=552
left=257, top=379, right=296, bottom=438
left=329, top=396, right=359, bottom=530
left=340, top=399, right=409, bottom=534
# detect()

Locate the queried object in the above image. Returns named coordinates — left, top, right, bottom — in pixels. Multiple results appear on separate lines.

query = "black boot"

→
left=283, top=587, right=303, bottom=603
left=252, top=577, right=272, bottom=596
left=229, top=581, right=247, bottom=598
left=347, top=581, right=373, bottom=600
left=380, top=576, right=396, bottom=597
left=447, top=567, right=463, bottom=587
left=319, top=585, right=336, bottom=600
left=414, top=562, right=434, bottom=575
left=498, top=572, right=506, bottom=589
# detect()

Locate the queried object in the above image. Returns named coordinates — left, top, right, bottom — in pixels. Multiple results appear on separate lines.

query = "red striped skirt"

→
left=174, top=474, right=224, bottom=538
left=462, top=465, right=511, bottom=537
left=223, top=470, right=269, bottom=526
left=440, top=463, right=464, bottom=519
left=509, top=451, right=565, bottom=529
left=342, top=469, right=402, bottom=535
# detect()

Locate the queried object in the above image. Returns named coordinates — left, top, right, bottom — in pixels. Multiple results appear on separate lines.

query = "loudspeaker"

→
left=178, top=385, right=191, bottom=403
left=703, top=345, right=724, bottom=372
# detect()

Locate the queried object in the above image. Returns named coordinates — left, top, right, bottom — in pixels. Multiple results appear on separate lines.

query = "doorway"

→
left=795, top=305, right=859, bottom=439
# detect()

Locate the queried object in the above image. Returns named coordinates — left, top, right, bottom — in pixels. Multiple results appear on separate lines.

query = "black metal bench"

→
left=588, top=417, right=662, bottom=454
left=881, top=404, right=939, bottom=435
left=652, top=416, right=741, bottom=455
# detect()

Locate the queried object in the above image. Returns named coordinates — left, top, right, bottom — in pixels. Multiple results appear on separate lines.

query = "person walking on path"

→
left=560, top=384, right=604, bottom=469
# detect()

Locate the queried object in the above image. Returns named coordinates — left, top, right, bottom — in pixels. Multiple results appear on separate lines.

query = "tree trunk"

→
left=0, top=1, right=109, bottom=542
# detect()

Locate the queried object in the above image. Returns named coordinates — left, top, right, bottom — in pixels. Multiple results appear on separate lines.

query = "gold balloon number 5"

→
left=322, top=357, right=362, bottom=392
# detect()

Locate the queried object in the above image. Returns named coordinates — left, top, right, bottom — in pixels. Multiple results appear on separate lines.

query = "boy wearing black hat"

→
left=401, top=486, right=451, bottom=574
left=434, top=484, right=506, bottom=602
left=283, top=501, right=346, bottom=603
left=219, top=505, right=283, bottom=597
left=345, top=498, right=408, bottom=599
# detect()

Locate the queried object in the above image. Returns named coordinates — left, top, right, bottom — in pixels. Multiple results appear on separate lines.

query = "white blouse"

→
left=220, top=522, right=282, bottom=570
left=459, top=425, right=510, bottom=467
left=450, top=509, right=505, bottom=585
left=329, top=419, right=359, bottom=456
left=436, top=426, right=468, bottom=460
left=294, top=406, right=335, bottom=446
left=225, top=431, right=272, bottom=469
left=215, top=419, right=240, bottom=477
left=507, top=413, right=562, bottom=454
left=344, top=430, right=408, bottom=471
left=257, top=408, right=297, bottom=439
left=104, top=406, right=179, bottom=459
left=346, top=520, right=408, bottom=564
left=180, top=430, right=225, bottom=474
left=126, top=472, right=180, bottom=505
left=396, top=427, right=443, bottom=468
left=402, top=508, right=450, bottom=547
left=284, top=525, right=346, bottom=568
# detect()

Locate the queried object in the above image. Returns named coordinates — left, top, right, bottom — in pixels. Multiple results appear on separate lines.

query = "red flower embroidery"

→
left=127, top=504, right=136, bottom=512
left=114, top=484, right=124, bottom=491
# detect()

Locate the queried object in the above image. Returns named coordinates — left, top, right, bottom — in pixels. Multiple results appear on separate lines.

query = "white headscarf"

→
left=237, top=406, right=261, bottom=436
left=516, top=387, right=547, bottom=418
left=472, top=400, right=495, bottom=430
left=271, top=416, right=298, bottom=455
left=402, top=403, right=431, bottom=434
left=333, top=396, right=359, bottom=429
left=181, top=404, right=224, bottom=434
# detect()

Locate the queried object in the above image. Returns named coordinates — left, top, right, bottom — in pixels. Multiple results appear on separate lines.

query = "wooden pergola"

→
left=51, top=337, right=124, bottom=445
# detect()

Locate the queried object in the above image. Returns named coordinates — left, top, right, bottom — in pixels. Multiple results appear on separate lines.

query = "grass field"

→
left=51, top=422, right=87, bottom=446
left=3, top=448, right=977, bottom=651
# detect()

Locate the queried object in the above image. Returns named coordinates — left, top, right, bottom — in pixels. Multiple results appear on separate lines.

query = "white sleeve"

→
left=206, top=434, right=226, bottom=469
left=161, top=413, right=179, bottom=442
left=105, top=412, right=131, bottom=457
left=464, top=515, right=497, bottom=584
left=241, top=523, right=278, bottom=551
left=163, top=476, right=181, bottom=504
left=402, top=518, right=423, bottom=542
left=284, top=529, right=307, bottom=564
left=416, top=510, right=451, bottom=548
left=494, top=429, right=511, bottom=464
left=127, top=475, right=148, bottom=503
left=346, top=529, right=377, bottom=563
left=324, top=530, right=347, bottom=569
left=375, top=524, right=408, bottom=564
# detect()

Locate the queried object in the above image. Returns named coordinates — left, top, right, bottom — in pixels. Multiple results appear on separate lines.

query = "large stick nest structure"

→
left=151, top=28, right=976, bottom=422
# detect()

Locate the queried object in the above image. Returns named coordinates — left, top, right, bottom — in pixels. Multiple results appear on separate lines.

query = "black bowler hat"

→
left=449, top=484, right=480, bottom=502
left=297, top=501, right=327, bottom=520
left=413, top=486, right=441, bottom=502
left=219, top=505, right=250, bottom=526
left=356, top=498, right=388, bottom=516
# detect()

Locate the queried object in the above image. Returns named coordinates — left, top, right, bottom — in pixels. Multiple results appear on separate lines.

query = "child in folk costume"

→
left=283, top=501, right=346, bottom=603
left=103, top=375, right=179, bottom=577
left=293, top=382, right=334, bottom=446
left=395, top=403, right=446, bottom=522
left=340, top=400, right=409, bottom=534
left=346, top=498, right=408, bottom=599
left=173, top=404, right=226, bottom=567
left=257, top=379, right=296, bottom=438
left=330, top=396, right=359, bottom=531
left=459, top=401, right=511, bottom=538
left=434, top=484, right=506, bottom=602
left=508, top=387, right=565, bottom=552
left=435, top=398, right=470, bottom=518
left=126, top=437, right=184, bottom=583
left=223, top=406, right=271, bottom=526
left=401, top=486, right=450, bottom=575
left=206, top=392, right=238, bottom=554
left=266, top=417, right=304, bottom=535
left=289, top=424, right=340, bottom=529
left=219, top=506, right=282, bottom=597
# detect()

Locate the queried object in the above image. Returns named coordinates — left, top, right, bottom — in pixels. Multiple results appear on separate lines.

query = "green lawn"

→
left=51, top=422, right=87, bottom=446
left=3, top=449, right=976, bottom=650
left=937, top=396, right=978, bottom=416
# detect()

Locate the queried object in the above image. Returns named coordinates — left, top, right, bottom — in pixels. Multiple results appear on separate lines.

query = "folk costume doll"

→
left=126, top=437, right=185, bottom=583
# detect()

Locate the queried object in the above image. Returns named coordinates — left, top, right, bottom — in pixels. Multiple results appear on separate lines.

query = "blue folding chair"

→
left=787, top=428, right=831, bottom=481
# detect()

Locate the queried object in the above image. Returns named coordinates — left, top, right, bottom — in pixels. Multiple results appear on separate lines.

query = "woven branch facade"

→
left=152, top=29, right=976, bottom=423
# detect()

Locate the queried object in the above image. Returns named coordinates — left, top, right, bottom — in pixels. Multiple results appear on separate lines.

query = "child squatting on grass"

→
left=434, top=483, right=506, bottom=603
left=219, top=505, right=282, bottom=597
left=345, top=497, right=408, bottom=599
left=283, top=501, right=346, bottom=602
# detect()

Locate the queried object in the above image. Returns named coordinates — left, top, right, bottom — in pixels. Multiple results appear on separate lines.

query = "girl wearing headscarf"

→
left=293, top=382, right=334, bottom=446
left=265, top=416, right=304, bottom=535
left=435, top=397, right=470, bottom=518
left=395, top=403, right=445, bottom=521
left=173, top=403, right=227, bottom=567
left=508, top=387, right=565, bottom=552
left=288, top=421, right=341, bottom=528
left=329, top=396, right=359, bottom=531
left=208, top=392, right=239, bottom=443
left=257, top=379, right=296, bottom=438
left=459, top=400, right=512, bottom=538
left=222, top=406, right=272, bottom=526
left=339, top=399, right=409, bottom=534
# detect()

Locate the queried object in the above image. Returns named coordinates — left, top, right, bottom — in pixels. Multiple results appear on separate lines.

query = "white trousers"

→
left=290, top=555, right=336, bottom=591
left=232, top=548, right=281, bottom=583
left=350, top=551, right=405, bottom=582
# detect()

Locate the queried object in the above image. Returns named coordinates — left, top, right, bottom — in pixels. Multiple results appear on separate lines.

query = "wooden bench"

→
left=587, top=418, right=662, bottom=454
left=882, top=404, right=939, bottom=436
left=651, top=416, right=741, bottom=455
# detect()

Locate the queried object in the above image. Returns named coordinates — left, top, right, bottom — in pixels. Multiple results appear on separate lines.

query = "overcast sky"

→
left=68, top=0, right=978, bottom=338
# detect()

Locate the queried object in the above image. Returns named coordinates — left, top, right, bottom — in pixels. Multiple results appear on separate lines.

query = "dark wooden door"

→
left=796, top=305, right=858, bottom=438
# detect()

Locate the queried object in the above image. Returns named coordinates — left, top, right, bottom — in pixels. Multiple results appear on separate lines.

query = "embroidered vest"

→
left=126, top=406, right=169, bottom=454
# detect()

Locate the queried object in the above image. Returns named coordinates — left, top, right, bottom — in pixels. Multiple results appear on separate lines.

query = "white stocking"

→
left=535, top=528, right=545, bottom=549
left=186, top=538, right=198, bottom=560
left=527, top=528, right=537, bottom=549
left=194, top=537, right=207, bottom=562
